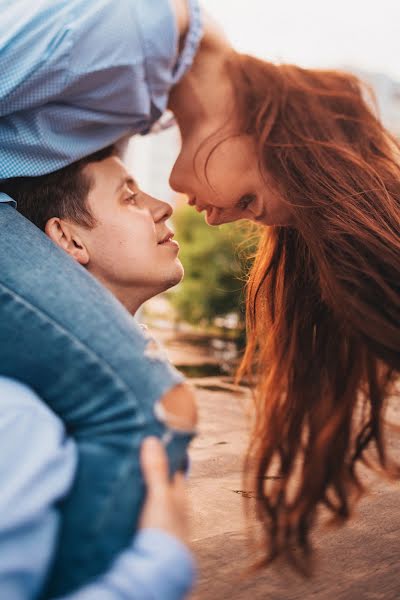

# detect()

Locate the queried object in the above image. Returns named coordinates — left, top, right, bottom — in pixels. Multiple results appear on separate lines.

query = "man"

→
left=0, top=1, right=231, bottom=594
left=2, top=143, right=197, bottom=434
left=4, top=146, right=187, bottom=320
left=0, top=1, right=210, bottom=594
left=0, top=148, right=197, bottom=598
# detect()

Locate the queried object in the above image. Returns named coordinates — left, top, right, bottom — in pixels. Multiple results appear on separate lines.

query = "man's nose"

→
left=147, top=195, right=173, bottom=222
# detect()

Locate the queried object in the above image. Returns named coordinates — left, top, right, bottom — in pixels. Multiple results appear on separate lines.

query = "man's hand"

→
left=139, top=437, right=190, bottom=545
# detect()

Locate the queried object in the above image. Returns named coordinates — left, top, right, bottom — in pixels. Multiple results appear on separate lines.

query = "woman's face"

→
left=169, top=128, right=293, bottom=226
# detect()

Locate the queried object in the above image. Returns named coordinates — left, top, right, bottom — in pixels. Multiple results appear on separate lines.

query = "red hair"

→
left=234, top=54, right=400, bottom=571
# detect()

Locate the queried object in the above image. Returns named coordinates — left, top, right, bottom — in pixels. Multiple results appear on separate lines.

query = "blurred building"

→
left=353, top=69, right=400, bottom=136
left=124, top=116, right=180, bottom=202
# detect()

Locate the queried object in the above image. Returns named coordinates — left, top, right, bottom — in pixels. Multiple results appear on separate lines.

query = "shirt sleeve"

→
left=59, top=529, right=196, bottom=600
left=133, top=0, right=203, bottom=117
left=0, top=192, right=16, bottom=207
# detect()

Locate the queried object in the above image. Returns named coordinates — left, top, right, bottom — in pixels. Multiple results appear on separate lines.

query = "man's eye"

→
left=237, top=194, right=256, bottom=211
left=126, top=192, right=138, bottom=203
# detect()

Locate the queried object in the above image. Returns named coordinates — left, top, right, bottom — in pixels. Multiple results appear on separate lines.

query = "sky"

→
left=201, top=0, right=400, bottom=82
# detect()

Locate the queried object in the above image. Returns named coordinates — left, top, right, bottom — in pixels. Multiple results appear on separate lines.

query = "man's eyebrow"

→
left=115, top=176, right=138, bottom=193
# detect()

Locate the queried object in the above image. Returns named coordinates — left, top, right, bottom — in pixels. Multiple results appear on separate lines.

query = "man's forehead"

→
left=85, top=157, right=138, bottom=191
left=104, top=157, right=138, bottom=191
left=115, top=174, right=138, bottom=193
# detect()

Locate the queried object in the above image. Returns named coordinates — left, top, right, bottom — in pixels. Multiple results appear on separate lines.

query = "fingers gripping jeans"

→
left=0, top=205, right=192, bottom=597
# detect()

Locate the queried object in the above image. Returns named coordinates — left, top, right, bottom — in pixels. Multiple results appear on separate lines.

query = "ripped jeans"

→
left=0, top=204, right=194, bottom=598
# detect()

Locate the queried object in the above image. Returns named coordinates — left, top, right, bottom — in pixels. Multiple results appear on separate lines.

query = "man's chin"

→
left=164, top=263, right=184, bottom=291
left=148, top=263, right=184, bottom=298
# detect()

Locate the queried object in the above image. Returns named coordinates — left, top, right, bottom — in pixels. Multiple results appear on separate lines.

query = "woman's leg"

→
left=0, top=204, right=193, bottom=597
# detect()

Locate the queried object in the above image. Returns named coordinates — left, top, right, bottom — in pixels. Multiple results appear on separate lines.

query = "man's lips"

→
left=158, top=231, right=174, bottom=244
left=157, top=230, right=180, bottom=249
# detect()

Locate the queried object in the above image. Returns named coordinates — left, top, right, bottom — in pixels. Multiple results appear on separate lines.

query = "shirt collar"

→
left=0, top=192, right=16, bottom=208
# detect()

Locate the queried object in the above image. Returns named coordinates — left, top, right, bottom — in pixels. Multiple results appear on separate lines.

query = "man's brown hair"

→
left=0, top=146, right=116, bottom=230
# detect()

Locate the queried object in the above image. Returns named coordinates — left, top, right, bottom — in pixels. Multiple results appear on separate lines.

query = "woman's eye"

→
left=237, top=194, right=256, bottom=211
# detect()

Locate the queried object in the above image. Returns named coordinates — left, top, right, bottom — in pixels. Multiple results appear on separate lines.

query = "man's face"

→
left=72, top=156, right=183, bottom=311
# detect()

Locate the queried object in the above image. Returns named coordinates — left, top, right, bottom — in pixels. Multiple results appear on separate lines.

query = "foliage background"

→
left=170, top=205, right=259, bottom=330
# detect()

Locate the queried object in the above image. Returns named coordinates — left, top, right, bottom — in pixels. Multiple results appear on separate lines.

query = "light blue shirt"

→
left=0, top=377, right=196, bottom=600
left=0, top=0, right=202, bottom=186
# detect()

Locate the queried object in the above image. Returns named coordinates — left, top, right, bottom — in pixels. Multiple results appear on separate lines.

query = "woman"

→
left=169, top=53, right=400, bottom=570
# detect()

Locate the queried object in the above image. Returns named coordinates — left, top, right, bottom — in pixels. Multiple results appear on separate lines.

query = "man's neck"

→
left=112, top=289, right=141, bottom=316
left=92, top=277, right=144, bottom=316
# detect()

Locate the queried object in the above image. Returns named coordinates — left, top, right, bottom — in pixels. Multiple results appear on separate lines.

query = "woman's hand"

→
left=139, top=437, right=190, bottom=545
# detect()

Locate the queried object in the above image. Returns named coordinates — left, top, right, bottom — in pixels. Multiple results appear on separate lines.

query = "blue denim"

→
left=0, top=204, right=193, bottom=598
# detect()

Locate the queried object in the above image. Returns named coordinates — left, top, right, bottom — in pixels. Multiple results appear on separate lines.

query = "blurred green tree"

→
left=170, top=205, right=259, bottom=329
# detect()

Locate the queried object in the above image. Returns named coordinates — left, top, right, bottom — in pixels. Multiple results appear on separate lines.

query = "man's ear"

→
left=45, top=218, right=90, bottom=266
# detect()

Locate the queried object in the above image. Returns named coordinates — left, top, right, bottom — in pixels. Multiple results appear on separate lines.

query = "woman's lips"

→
left=188, top=196, right=205, bottom=211
left=188, top=197, right=208, bottom=215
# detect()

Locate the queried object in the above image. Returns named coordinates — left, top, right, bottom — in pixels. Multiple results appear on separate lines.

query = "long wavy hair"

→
left=234, top=55, right=400, bottom=571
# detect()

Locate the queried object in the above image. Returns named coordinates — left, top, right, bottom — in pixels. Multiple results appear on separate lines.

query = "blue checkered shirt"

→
left=0, top=0, right=202, bottom=205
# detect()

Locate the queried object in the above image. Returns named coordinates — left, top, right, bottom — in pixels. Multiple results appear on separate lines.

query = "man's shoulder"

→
left=0, top=376, right=59, bottom=419
left=0, top=377, right=76, bottom=520
left=0, top=377, right=66, bottom=446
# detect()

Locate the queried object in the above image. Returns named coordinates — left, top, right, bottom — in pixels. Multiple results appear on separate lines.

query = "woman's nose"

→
left=169, top=170, right=181, bottom=193
left=169, top=162, right=185, bottom=194
left=206, top=206, right=224, bottom=226
left=169, top=155, right=193, bottom=196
